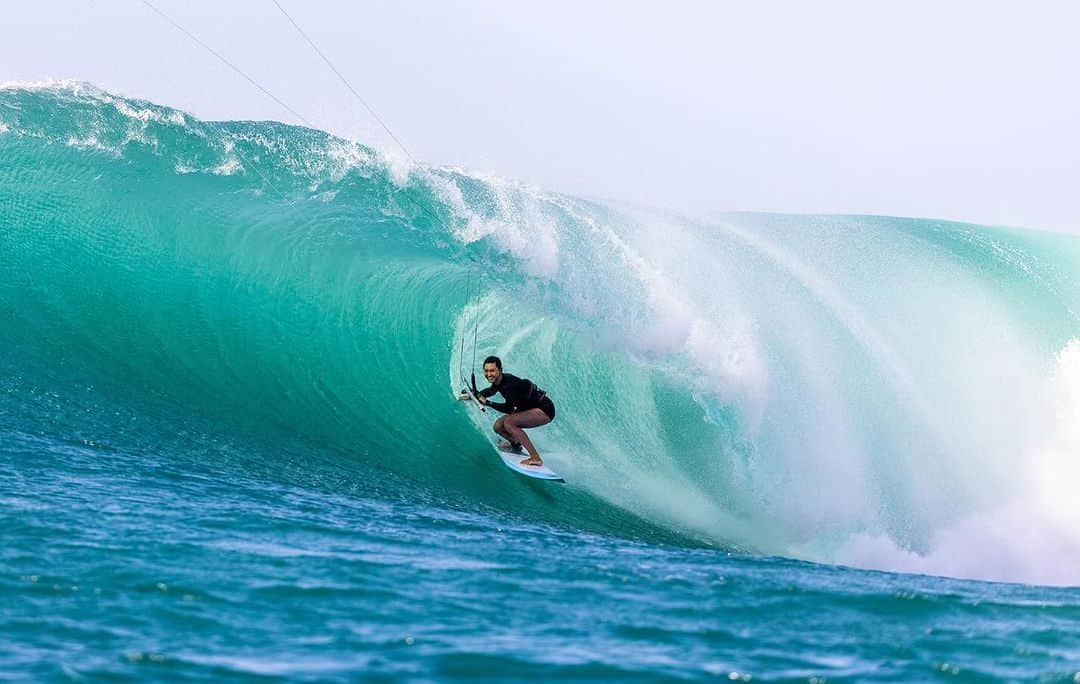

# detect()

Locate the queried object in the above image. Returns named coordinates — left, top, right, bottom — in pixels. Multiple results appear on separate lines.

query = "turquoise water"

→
left=2, top=83, right=1079, bottom=681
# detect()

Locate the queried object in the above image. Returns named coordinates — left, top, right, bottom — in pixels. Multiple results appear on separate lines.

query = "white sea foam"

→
left=212, top=157, right=241, bottom=176
left=429, top=169, right=561, bottom=278
left=381, top=147, right=415, bottom=187
left=832, top=338, right=1080, bottom=586
left=65, top=134, right=117, bottom=155
left=322, top=139, right=377, bottom=183
left=1, top=78, right=89, bottom=92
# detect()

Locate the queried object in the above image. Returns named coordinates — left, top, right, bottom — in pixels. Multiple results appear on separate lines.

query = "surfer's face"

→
left=483, top=362, right=501, bottom=384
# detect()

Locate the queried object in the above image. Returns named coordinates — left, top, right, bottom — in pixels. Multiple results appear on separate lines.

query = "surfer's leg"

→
left=492, top=416, right=521, bottom=450
left=504, top=409, right=552, bottom=466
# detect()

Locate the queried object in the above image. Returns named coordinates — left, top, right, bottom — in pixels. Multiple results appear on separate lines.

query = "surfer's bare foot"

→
left=520, top=456, right=543, bottom=467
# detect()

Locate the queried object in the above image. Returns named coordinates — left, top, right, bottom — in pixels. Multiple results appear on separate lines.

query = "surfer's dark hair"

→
left=483, top=355, right=502, bottom=370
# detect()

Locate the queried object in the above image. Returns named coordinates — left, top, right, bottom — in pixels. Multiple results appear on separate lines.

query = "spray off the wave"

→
left=2, top=83, right=1080, bottom=586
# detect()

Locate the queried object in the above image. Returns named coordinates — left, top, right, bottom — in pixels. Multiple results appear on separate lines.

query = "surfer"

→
left=460, top=356, right=555, bottom=467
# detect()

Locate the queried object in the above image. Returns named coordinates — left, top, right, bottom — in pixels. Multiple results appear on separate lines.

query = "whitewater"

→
left=2, top=83, right=1079, bottom=681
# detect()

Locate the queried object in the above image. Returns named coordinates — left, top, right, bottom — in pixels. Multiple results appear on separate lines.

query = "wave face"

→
left=3, top=83, right=1080, bottom=585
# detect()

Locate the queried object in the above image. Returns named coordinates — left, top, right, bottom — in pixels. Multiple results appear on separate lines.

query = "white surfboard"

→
left=494, top=444, right=565, bottom=483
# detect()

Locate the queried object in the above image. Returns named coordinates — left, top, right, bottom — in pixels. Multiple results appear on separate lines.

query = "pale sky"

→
left=3, top=1, right=1079, bottom=233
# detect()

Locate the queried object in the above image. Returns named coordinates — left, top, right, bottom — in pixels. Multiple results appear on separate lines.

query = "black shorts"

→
left=537, top=396, right=556, bottom=420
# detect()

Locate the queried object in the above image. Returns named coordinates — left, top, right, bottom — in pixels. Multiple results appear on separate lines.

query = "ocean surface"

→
left=2, top=83, right=1079, bottom=682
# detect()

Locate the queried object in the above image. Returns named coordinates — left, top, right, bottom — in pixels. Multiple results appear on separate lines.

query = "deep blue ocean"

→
left=2, top=83, right=1079, bottom=682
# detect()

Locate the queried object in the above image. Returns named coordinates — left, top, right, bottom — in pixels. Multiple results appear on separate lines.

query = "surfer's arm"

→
left=473, top=392, right=513, bottom=413
left=459, top=383, right=495, bottom=402
left=485, top=400, right=514, bottom=414
left=475, top=382, right=507, bottom=408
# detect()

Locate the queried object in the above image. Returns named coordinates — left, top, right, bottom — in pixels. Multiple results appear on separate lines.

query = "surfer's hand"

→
left=458, top=390, right=471, bottom=401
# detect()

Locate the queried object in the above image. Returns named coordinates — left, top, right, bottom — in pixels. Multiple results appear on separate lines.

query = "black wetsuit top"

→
left=479, top=373, right=548, bottom=415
